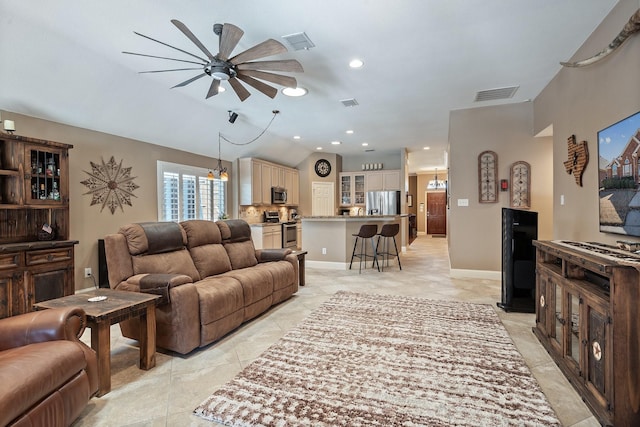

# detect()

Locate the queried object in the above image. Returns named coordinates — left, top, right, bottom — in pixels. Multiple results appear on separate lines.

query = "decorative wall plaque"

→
left=510, top=161, right=531, bottom=209
left=81, top=156, right=139, bottom=214
left=478, top=150, right=498, bottom=203
left=563, top=134, right=589, bottom=187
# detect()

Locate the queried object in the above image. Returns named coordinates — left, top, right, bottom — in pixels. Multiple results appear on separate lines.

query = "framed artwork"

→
left=407, top=194, right=413, bottom=207
left=598, top=110, right=640, bottom=236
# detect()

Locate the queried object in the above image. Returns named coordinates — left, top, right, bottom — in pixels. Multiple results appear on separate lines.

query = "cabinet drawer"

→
left=26, top=248, right=73, bottom=265
left=0, top=253, right=22, bottom=270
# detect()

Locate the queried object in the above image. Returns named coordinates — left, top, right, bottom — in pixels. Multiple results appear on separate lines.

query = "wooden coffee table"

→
left=34, top=288, right=160, bottom=396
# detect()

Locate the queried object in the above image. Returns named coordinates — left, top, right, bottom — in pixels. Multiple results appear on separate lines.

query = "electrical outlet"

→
left=84, top=267, right=92, bottom=278
left=322, top=248, right=327, bottom=255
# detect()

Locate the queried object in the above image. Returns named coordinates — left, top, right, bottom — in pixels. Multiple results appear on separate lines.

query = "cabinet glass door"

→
left=354, top=174, right=365, bottom=205
left=568, top=291, right=581, bottom=367
left=552, top=283, right=564, bottom=350
left=340, top=175, right=352, bottom=206
left=26, top=147, right=62, bottom=203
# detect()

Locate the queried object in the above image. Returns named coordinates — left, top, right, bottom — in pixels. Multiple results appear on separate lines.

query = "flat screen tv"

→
left=598, top=110, right=640, bottom=236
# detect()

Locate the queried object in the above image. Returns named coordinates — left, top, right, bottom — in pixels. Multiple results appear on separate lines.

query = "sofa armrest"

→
left=0, top=307, right=87, bottom=352
left=256, top=248, right=292, bottom=263
left=124, top=273, right=193, bottom=304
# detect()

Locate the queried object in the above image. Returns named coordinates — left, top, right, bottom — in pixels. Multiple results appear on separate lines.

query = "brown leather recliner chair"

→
left=0, top=307, right=98, bottom=427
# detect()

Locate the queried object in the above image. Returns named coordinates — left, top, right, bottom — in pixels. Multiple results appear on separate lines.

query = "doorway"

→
left=425, top=191, right=446, bottom=236
left=312, top=182, right=335, bottom=216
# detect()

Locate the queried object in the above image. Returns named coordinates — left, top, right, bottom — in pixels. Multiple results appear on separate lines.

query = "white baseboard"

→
left=306, top=260, right=349, bottom=270
left=450, top=269, right=501, bottom=281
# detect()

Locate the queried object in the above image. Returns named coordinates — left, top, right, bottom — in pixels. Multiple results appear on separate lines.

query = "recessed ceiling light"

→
left=293, top=135, right=301, bottom=140
left=346, top=130, right=354, bottom=134
left=423, top=146, right=430, bottom=150
left=316, top=147, right=323, bottom=150
left=349, top=59, right=364, bottom=69
left=362, top=142, right=368, bottom=146
left=282, top=87, right=308, bottom=97
left=331, top=141, right=341, bottom=145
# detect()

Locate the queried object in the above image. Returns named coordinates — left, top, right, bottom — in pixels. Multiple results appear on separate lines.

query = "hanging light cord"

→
left=219, top=110, right=279, bottom=146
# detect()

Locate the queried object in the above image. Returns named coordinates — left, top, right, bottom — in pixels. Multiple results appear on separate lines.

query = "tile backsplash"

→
left=239, top=206, right=293, bottom=224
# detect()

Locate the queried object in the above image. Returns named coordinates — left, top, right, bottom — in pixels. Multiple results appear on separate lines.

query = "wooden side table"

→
left=290, top=250, right=308, bottom=286
left=34, top=289, right=160, bottom=396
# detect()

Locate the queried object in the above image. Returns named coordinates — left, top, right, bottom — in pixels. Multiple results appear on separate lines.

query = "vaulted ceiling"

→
left=0, top=1, right=619, bottom=173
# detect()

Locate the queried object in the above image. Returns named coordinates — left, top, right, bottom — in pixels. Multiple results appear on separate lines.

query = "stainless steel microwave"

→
left=271, top=186, right=287, bottom=204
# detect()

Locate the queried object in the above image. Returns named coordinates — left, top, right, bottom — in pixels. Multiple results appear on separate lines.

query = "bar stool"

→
left=375, top=223, right=401, bottom=271
left=349, top=224, right=379, bottom=273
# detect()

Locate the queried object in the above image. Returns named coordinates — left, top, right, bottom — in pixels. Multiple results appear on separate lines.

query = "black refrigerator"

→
left=497, top=208, right=538, bottom=313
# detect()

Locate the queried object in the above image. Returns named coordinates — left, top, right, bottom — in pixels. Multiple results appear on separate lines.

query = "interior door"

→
left=426, top=191, right=446, bottom=235
left=312, top=182, right=335, bottom=216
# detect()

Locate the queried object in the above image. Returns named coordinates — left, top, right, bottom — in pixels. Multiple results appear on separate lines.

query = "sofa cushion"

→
left=217, top=220, right=258, bottom=270
left=119, top=222, right=188, bottom=256
left=0, top=341, right=88, bottom=427
left=252, top=261, right=295, bottom=291
left=181, top=220, right=232, bottom=277
left=223, top=268, right=274, bottom=305
left=195, top=277, right=244, bottom=325
left=131, top=248, right=200, bottom=282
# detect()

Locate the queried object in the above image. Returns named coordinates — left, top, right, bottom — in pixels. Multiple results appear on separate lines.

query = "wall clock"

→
left=478, top=151, right=498, bottom=203
left=510, top=161, right=531, bottom=209
left=314, top=159, right=331, bottom=177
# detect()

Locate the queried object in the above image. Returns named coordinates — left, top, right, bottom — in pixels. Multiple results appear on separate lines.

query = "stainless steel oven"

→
left=282, top=221, right=297, bottom=248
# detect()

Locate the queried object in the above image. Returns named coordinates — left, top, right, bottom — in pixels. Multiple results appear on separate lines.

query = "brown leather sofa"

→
left=0, top=307, right=98, bottom=427
left=104, top=219, right=298, bottom=354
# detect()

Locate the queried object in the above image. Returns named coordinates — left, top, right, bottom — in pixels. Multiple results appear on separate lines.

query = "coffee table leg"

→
left=91, top=322, right=111, bottom=397
left=139, top=304, right=156, bottom=370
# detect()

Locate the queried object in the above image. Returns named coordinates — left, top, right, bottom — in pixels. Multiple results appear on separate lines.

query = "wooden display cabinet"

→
left=533, top=240, right=640, bottom=426
left=0, top=134, right=76, bottom=319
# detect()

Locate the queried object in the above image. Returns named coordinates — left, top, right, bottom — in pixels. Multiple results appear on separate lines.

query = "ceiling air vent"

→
left=282, top=32, right=315, bottom=51
left=474, top=86, right=519, bottom=102
left=340, top=98, right=359, bottom=107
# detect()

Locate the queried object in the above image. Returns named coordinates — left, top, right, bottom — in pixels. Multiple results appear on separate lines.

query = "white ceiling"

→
left=0, top=0, right=619, bottom=173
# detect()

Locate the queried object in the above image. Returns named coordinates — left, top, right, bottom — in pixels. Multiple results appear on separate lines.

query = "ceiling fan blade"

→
left=139, top=67, right=204, bottom=74
left=122, top=51, right=206, bottom=66
left=236, top=74, right=278, bottom=99
left=171, top=19, right=215, bottom=61
left=206, top=79, right=220, bottom=99
left=134, top=31, right=209, bottom=63
left=236, top=59, right=304, bottom=73
left=228, top=77, right=251, bottom=102
left=171, top=72, right=208, bottom=88
left=229, top=39, right=288, bottom=65
left=218, top=23, right=244, bottom=61
left=237, top=70, right=297, bottom=87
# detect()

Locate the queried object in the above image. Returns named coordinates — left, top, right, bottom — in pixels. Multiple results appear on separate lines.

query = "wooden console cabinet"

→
left=533, top=240, right=640, bottom=426
left=0, top=134, right=76, bottom=318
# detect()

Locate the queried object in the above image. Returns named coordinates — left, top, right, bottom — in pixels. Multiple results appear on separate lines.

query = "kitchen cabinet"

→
left=0, top=134, right=76, bottom=318
left=533, top=241, right=640, bottom=426
left=284, top=169, right=300, bottom=206
left=239, top=157, right=300, bottom=206
left=365, top=170, right=400, bottom=191
left=339, top=172, right=365, bottom=206
left=251, top=225, right=282, bottom=249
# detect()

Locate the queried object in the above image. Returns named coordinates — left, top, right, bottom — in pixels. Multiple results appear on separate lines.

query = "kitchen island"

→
left=301, top=215, right=406, bottom=269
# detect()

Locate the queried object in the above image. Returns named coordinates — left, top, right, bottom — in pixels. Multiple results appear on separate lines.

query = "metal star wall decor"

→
left=81, top=156, right=139, bottom=214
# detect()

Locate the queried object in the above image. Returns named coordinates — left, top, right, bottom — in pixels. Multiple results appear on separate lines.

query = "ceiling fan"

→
left=123, top=20, right=304, bottom=101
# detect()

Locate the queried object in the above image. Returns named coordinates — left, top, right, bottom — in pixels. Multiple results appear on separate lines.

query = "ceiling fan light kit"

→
left=125, top=20, right=304, bottom=102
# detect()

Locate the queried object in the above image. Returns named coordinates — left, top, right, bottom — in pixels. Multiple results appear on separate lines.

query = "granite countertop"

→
left=301, top=214, right=406, bottom=220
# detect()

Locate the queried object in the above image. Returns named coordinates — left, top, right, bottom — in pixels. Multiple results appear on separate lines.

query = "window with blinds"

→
left=157, top=161, right=226, bottom=222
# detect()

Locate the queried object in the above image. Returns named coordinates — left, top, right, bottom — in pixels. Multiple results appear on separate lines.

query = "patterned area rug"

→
left=195, top=292, right=560, bottom=426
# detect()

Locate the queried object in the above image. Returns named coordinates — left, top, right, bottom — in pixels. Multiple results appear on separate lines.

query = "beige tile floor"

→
left=73, top=235, right=599, bottom=427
